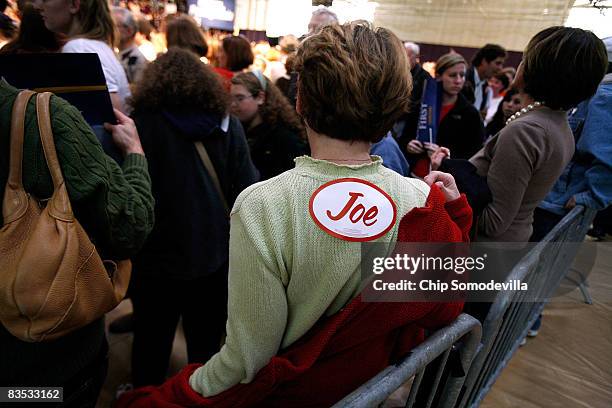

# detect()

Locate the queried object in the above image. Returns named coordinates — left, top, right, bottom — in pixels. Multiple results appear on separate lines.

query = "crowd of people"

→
left=1, top=0, right=611, bottom=407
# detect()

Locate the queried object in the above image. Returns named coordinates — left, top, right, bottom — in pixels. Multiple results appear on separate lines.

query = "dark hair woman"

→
left=485, top=88, right=522, bottom=138
left=404, top=52, right=485, bottom=178
left=230, top=71, right=307, bottom=179
left=128, top=48, right=259, bottom=387
left=165, top=15, right=208, bottom=58
left=433, top=26, right=608, bottom=242
left=213, top=35, right=253, bottom=87
left=0, top=3, right=61, bottom=54
left=484, top=72, right=511, bottom=124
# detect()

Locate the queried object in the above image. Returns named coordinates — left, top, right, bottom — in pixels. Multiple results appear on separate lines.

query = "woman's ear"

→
left=295, top=82, right=303, bottom=116
left=512, top=61, right=525, bottom=92
left=69, top=0, right=81, bottom=14
left=256, top=90, right=265, bottom=106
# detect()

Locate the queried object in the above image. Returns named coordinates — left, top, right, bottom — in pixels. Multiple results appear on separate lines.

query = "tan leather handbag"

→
left=0, top=91, right=131, bottom=342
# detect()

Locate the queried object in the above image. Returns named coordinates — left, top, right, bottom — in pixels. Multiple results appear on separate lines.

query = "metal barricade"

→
left=458, top=206, right=596, bottom=408
left=333, top=313, right=482, bottom=408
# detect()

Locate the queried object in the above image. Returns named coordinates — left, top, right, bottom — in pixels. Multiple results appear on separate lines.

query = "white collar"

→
left=221, top=115, right=230, bottom=132
left=474, top=68, right=485, bottom=86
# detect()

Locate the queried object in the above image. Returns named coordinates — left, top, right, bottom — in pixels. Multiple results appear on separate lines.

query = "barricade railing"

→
left=332, top=313, right=482, bottom=408
left=458, top=205, right=596, bottom=408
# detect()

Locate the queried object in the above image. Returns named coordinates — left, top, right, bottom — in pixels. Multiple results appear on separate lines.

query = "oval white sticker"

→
left=309, top=178, right=397, bottom=242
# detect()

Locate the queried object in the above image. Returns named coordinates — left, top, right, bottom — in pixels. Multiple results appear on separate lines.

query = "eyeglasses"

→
left=231, top=94, right=254, bottom=104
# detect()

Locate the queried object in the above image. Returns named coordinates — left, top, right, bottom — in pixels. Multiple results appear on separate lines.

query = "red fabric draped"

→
left=117, top=185, right=472, bottom=408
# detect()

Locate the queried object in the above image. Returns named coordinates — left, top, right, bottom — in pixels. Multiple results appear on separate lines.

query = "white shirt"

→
left=472, top=68, right=492, bottom=112
left=62, top=38, right=131, bottom=107
left=485, top=95, right=503, bottom=125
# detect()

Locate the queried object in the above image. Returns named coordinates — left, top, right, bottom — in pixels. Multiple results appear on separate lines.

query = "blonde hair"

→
left=76, top=0, right=116, bottom=47
left=435, top=53, right=467, bottom=76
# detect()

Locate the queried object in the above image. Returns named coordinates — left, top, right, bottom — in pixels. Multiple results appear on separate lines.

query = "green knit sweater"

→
left=0, top=79, right=154, bottom=259
left=189, top=156, right=430, bottom=396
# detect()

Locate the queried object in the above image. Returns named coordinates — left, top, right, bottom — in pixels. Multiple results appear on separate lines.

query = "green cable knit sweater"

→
left=0, top=80, right=154, bottom=385
left=189, top=156, right=430, bottom=396
left=0, top=79, right=154, bottom=257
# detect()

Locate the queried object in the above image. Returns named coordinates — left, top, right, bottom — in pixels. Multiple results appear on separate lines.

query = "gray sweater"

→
left=470, top=106, right=574, bottom=242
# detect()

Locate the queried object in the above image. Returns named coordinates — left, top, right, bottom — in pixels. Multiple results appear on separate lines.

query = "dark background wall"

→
left=418, top=42, right=523, bottom=69
left=238, top=31, right=523, bottom=69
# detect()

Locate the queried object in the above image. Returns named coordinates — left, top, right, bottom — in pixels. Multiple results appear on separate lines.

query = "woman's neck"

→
left=247, top=113, right=263, bottom=131
left=442, top=92, right=458, bottom=106
left=65, top=20, right=83, bottom=40
left=521, top=93, right=536, bottom=106
left=308, top=127, right=372, bottom=165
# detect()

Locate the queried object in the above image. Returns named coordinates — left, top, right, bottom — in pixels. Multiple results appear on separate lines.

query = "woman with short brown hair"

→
left=119, top=21, right=470, bottom=407
left=189, top=20, right=465, bottom=399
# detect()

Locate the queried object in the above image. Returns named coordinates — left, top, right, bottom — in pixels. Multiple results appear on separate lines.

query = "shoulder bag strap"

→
left=2, top=91, right=34, bottom=224
left=35, top=92, right=73, bottom=220
left=194, top=141, right=229, bottom=215
left=3, top=90, right=36, bottom=223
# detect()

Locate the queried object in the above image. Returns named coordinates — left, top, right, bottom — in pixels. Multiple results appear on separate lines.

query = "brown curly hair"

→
left=294, top=21, right=411, bottom=143
left=131, top=47, right=228, bottom=114
left=231, top=72, right=304, bottom=137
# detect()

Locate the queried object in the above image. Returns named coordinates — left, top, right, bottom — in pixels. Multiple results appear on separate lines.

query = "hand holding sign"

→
left=104, top=109, right=144, bottom=157
left=407, top=140, right=425, bottom=154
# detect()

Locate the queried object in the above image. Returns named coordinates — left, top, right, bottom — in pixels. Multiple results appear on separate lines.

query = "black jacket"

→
left=399, top=63, right=432, bottom=152
left=461, top=65, right=477, bottom=105
left=133, top=111, right=259, bottom=280
left=404, top=93, right=485, bottom=168
left=246, top=121, right=308, bottom=181
left=436, top=93, right=485, bottom=159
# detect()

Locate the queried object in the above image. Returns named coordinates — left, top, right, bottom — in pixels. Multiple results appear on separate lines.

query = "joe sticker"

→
left=309, top=178, right=397, bottom=242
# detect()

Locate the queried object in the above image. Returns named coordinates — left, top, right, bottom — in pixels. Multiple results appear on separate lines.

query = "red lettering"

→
left=363, top=206, right=378, bottom=226
left=327, top=192, right=363, bottom=220
left=327, top=191, right=378, bottom=226
left=349, top=204, right=366, bottom=223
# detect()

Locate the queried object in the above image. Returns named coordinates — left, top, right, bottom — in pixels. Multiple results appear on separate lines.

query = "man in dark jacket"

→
left=461, top=44, right=506, bottom=117
left=398, top=41, right=433, bottom=159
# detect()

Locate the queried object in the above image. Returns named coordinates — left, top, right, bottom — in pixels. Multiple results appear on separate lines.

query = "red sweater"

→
left=117, top=185, right=471, bottom=408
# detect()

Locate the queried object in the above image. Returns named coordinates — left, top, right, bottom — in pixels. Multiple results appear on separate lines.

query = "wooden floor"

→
left=481, top=241, right=612, bottom=408
left=96, top=240, right=612, bottom=408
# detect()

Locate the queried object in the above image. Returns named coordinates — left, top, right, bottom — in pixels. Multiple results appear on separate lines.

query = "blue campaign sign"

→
left=188, top=0, right=235, bottom=31
left=416, top=79, right=443, bottom=144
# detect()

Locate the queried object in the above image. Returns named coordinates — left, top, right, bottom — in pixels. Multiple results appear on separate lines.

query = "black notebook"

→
left=0, top=53, right=123, bottom=163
